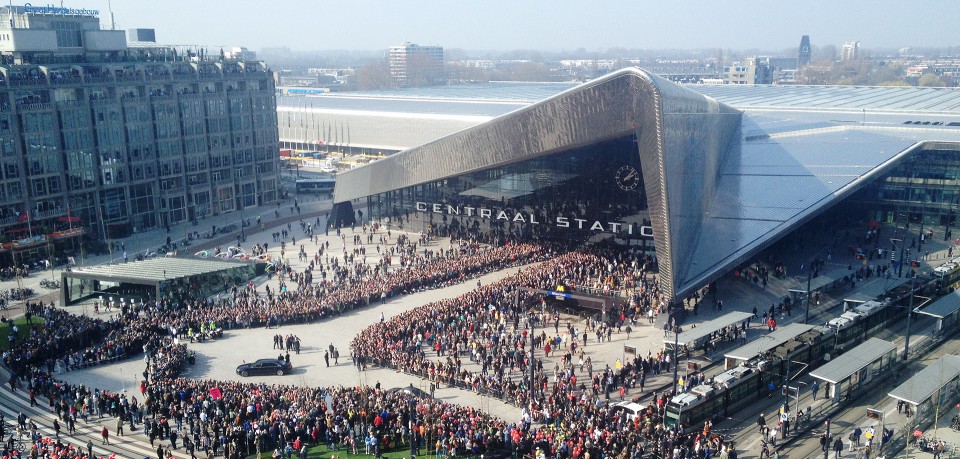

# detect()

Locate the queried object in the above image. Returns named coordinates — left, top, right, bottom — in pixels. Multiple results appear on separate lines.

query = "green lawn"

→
left=0, top=315, right=44, bottom=350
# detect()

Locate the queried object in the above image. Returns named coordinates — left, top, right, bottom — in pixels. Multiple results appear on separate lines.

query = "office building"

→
left=0, top=4, right=279, bottom=263
left=388, top=42, right=444, bottom=87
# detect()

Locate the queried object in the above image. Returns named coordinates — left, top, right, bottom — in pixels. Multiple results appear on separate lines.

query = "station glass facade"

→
left=849, top=148, right=960, bottom=234
left=365, top=135, right=655, bottom=250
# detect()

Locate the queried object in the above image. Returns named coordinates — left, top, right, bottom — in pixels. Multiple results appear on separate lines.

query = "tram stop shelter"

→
left=888, top=355, right=960, bottom=424
left=60, top=257, right=267, bottom=307
left=915, top=289, right=960, bottom=338
left=809, top=338, right=897, bottom=402
left=663, top=311, right=751, bottom=352
left=788, top=268, right=849, bottom=305
left=841, top=293, right=876, bottom=310
left=724, top=323, right=816, bottom=369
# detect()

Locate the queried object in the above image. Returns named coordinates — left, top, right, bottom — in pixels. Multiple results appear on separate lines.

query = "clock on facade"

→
left=615, top=165, right=640, bottom=191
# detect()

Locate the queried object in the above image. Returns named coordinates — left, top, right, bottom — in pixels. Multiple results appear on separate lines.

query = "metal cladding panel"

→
left=653, top=75, right=743, bottom=293
left=335, top=68, right=743, bottom=300
left=335, top=70, right=645, bottom=203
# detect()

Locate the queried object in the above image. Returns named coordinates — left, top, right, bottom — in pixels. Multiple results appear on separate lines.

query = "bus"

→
left=296, top=178, right=336, bottom=194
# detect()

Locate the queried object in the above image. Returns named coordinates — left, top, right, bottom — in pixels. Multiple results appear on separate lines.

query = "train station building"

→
left=324, top=68, right=960, bottom=300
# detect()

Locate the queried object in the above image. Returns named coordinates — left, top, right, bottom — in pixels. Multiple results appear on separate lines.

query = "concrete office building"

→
left=0, top=4, right=279, bottom=263
left=329, top=68, right=960, bottom=301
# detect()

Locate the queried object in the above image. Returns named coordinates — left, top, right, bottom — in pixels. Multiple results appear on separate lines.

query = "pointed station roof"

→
left=334, top=68, right=960, bottom=300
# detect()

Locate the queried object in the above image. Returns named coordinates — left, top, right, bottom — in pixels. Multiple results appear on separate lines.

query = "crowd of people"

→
left=345, top=246, right=735, bottom=458
left=0, top=220, right=740, bottom=459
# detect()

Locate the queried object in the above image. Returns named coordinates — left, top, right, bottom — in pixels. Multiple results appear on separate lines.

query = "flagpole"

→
left=99, top=208, right=112, bottom=263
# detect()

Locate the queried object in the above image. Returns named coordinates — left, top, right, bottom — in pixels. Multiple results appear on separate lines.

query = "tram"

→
left=665, top=298, right=901, bottom=431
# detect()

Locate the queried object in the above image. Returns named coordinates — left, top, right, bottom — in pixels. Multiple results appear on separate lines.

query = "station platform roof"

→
left=665, top=311, right=752, bottom=348
left=888, top=355, right=960, bottom=405
left=63, top=257, right=255, bottom=285
left=917, top=290, right=960, bottom=319
left=725, top=323, right=817, bottom=362
left=809, top=338, right=897, bottom=384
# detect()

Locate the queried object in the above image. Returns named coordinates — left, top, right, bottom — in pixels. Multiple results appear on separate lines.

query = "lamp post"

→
left=672, top=325, right=680, bottom=394
left=15, top=269, right=25, bottom=314
left=804, top=260, right=814, bottom=324
left=237, top=169, right=246, bottom=242
left=529, top=313, right=536, bottom=411
left=903, top=269, right=917, bottom=361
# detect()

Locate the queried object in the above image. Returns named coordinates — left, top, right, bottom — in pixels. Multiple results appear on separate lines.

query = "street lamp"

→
left=804, top=259, right=814, bottom=324
left=904, top=267, right=917, bottom=361
left=237, top=169, right=245, bottom=242
left=672, top=325, right=681, bottom=394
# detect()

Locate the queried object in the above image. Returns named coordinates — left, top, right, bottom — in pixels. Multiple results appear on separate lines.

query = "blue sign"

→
left=547, top=290, right=572, bottom=299
left=22, top=3, right=99, bottom=17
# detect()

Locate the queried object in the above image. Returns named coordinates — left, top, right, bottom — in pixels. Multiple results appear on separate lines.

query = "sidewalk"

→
left=0, top=194, right=334, bottom=320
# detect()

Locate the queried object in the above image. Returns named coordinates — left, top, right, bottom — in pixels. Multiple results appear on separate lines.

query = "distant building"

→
left=798, top=35, right=811, bottom=67
left=0, top=4, right=279, bottom=258
left=225, top=47, right=256, bottom=61
left=388, top=42, right=444, bottom=87
left=127, top=28, right=156, bottom=43
left=723, top=57, right=771, bottom=85
left=841, top=41, right=861, bottom=61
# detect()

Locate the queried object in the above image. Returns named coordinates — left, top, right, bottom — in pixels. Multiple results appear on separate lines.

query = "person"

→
left=853, top=426, right=862, bottom=446
left=834, top=436, right=844, bottom=459
left=811, top=380, right=820, bottom=400
left=87, top=439, right=94, bottom=458
left=379, top=311, right=385, bottom=323
left=757, top=413, right=766, bottom=432
left=324, top=351, right=330, bottom=367
left=117, top=416, right=124, bottom=436
left=101, top=425, right=110, bottom=444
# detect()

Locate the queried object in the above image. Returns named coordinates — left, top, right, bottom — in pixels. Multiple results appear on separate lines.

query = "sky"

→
left=56, top=0, right=960, bottom=54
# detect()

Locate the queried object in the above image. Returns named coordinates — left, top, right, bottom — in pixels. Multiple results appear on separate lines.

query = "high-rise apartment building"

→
left=841, top=41, right=861, bottom=61
left=0, top=4, right=279, bottom=262
left=388, top=42, right=444, bottom=87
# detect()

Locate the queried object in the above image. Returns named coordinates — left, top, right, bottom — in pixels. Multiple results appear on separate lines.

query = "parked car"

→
left=236, top=358, right=292, bottom=377
left=609, top=401, right=647, bottom=421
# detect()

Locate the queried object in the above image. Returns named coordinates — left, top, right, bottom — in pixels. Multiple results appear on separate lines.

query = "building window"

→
left=53, top=21, right=83, bottom=48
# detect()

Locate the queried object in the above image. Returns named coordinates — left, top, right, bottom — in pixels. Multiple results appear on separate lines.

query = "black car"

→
left=236, top=359, right=292, bottom=377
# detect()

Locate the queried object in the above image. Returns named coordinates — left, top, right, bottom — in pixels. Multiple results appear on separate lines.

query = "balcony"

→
left=33, top=208, right=67, bottom=219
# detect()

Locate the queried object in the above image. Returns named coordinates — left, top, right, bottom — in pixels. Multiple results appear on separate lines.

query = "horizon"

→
left=46, top=1, right=960, bottom=56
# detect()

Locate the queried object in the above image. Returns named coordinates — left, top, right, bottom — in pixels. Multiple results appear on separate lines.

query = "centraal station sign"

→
left=415, top=201, right=653, bottom=237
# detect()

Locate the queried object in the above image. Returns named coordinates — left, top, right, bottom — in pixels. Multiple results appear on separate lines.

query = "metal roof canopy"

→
left=63, top=257, right=255, bottom=285
left=888, top=355, right=960, bottom=405
left=843, top=293, right=876, bottom=304
left=916, top=289, right=960, bottom=319
left=724, top=323, right=817, bottom=362
left=665, top=311, right=752, bottom=348
left=809, top=338, right=897, bottom=384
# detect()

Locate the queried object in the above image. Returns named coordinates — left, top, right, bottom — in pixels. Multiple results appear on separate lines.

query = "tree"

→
left=919, top=73, right=946, bottom=87
left=354, top=59, right=391, bottom=90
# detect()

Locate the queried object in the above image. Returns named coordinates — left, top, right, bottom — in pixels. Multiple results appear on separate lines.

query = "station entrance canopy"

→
left=60, top=257, right=266, bottom=307
left=332, top=68, right=960, bottom=300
